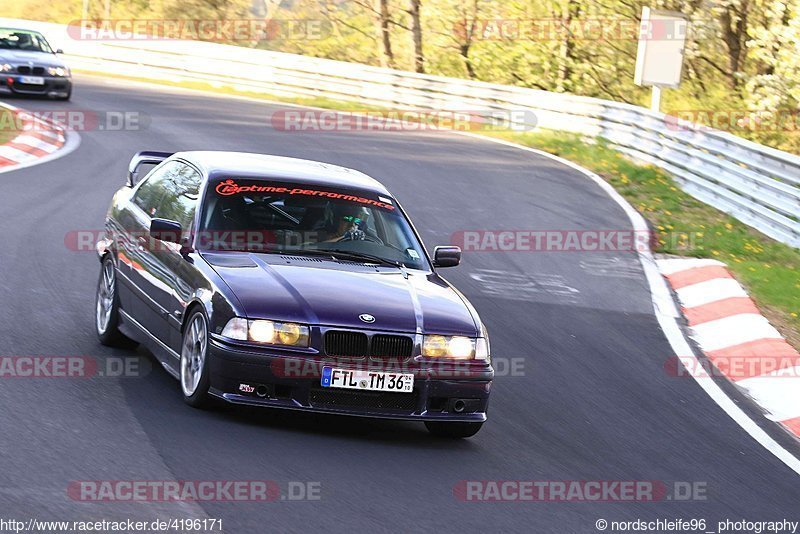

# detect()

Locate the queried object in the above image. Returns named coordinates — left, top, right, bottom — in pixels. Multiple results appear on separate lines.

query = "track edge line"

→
left=454, top=130, right=800, bottom=478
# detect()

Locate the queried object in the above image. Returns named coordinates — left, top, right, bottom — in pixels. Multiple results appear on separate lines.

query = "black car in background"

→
left=0, top=28, right=72, bottom=100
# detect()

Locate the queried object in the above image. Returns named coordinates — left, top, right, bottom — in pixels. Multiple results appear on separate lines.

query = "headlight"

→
left=47, top=66, right=69, bottom=77
left=249, top=320, right=275, bottom=342
left=0, top=64, right=11, bottom=73
left=221, top=318, right=309, bottom=347
left=422, top=335, right=488, bottom=360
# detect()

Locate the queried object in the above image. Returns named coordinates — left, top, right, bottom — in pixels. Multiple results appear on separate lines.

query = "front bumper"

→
left=0, top=74, right=71, bottom=98
left=207, top=337, right=493, bottom=422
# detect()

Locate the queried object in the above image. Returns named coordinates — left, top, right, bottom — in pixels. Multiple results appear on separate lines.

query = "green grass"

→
left=74, top=69, right=800, bottom=347
left=0, top=108, right=19, bottom=145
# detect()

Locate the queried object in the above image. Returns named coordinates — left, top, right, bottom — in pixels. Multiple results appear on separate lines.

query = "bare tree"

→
left=455, top=0, right=480, bottom=79
left=378, top=0, right=396, bottom=68
left=351, top=0, right=396, bottom=68
left=719, top=0, right=751, bottom=89
left=556, top=0, right=581, bottom=92
left=409, top=0, right=424, bottom=72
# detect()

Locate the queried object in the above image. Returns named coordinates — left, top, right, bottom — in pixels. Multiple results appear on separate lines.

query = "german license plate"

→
left=20, top=76, right=45, bottom=85
left=321, top=367, right=413, bottom=393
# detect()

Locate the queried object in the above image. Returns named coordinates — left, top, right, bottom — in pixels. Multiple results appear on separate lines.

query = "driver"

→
left=14, top=33, right=33, bottom=50
left=322, top=205, right=368, bottom=242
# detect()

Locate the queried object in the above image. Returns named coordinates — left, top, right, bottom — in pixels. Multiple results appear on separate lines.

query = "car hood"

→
left=0, top=50, right=63, bottom=65
left=203, top=252, right=479, bottom=336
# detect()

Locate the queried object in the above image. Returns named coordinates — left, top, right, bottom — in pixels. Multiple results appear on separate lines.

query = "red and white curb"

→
left=658, top=258, right=800, bottom=439
left=0, top=102, right=75, bottom=173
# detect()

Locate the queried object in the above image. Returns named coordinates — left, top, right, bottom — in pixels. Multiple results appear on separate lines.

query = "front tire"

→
left=96, top=256, right=137, bottom=348
left=180, top=310, right=212, bottom=408
left=424, top=421, right=484, bottom=438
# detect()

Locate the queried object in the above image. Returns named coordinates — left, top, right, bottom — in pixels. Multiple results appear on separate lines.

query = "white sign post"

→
left=634, top=8, right=689, bottom=113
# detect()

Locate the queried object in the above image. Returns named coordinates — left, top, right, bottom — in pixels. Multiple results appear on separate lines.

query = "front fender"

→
left=178, top=268, right=241, bottom=339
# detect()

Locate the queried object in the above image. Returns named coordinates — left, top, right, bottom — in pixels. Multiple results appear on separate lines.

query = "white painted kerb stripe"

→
left=736, top=375, right=800, bottom=422
left=656, top=258, right=726, bottom=276
left=764, top=364, right=800, bottom=379
left=0, top=146, right=38, bottom=163
left=691, top=314, right=783, bottom=352
left=12, top=135, right=60, bottom=153
left=675, top=278, right=747, bottom=309
left=34, top=129, right=63, bottom=141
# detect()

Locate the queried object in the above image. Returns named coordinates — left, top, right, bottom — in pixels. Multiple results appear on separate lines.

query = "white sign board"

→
left=634, top=8, right=689, bottom=88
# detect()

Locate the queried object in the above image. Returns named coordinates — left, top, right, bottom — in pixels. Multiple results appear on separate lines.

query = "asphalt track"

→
left=0, top=74, right=798, bottom=533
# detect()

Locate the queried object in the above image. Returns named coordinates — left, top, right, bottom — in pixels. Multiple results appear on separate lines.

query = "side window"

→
left=132, top=162, right=203, bottom=232
left=155, top=163, right=203, bottom=232
left=132, top=161, right=179, bottom=217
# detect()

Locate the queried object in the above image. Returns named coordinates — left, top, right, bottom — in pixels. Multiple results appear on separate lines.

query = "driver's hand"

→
left=340, top=228, right=366, bottom=241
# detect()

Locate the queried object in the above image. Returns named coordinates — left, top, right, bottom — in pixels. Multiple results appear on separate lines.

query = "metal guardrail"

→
left=6, top=18, right=798, bottom=247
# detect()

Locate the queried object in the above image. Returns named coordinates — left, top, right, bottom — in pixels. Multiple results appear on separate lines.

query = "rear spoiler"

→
left=128, top=150, right=174, bottom=187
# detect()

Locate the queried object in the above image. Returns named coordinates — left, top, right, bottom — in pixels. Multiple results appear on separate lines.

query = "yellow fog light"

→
left=422, top=335, right=450, bottom=358
left=277, top=322, right=301, bottom=345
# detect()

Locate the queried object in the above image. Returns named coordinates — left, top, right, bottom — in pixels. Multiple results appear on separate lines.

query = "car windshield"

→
left=0, top=29, right=53, bottom=53
left=198, top=179, right=430, bottom=270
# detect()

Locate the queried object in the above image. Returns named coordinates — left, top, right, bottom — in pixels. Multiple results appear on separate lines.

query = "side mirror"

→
left=433, top=246, right=461, bottom=268
left=55, top=49, right=64, bottom=54
left=128, top=150, right=174, bottom=187
left=150, top=218, right=182, bottom=244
